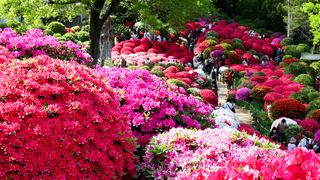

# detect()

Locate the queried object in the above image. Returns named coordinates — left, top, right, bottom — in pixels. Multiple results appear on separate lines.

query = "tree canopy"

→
left=302, top=1, right=320, bottom=45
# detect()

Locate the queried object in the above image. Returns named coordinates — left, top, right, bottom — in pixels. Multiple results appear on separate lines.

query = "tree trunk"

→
left=89, top=10, right=102, bottom=65
left=99, top=18, right=113, bottom=66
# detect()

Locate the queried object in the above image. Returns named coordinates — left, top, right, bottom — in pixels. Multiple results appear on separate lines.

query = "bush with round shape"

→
left=280, top=37, right=293, bottom=46
left=284, top=62, right=308, bottom=76
left=236, top=87, right=251, bottom=101
left=61, top=32, right=77, bottom=42
left=290, top=91, right=310, bottom=104
left=199, top=89, right=218, bottom=106
left=81, top=25, right=90, bottom=32
left=300, top=119, right=320, bottom=134
left=308, top=91, right=320, bottom=102
left=296, top=43, right=310, bottom=53
left=308, top=110, right=320, bottom=122
left=166, top=78, right=186, bottom=88
left=307, top=99, right=320, bottom=115
left=76, top=31, right=90, bottom=42
left=294, top=74, right=314, bottom=87
left=282, top=55, right=293, bottom=60
left=250, top=86, right=272, bottom=101
left=53, top=33, right=62, bottom=38
left=232, top=41, right=245, bottom=50
left=187, top=87, right=200, bottom=97
left=220, top=43, right=233, bottom=50
left=47, top=21, right=66, bottom=35
left=205, top=31, right=219, bottom=40
left=310, top=61, right=320, bottom=76
left=264, top=92, right=283, bottom=103
left=150, top=66, right=165, bottom=77
left=0, top=56, right=135, bottom=178
left=284, top=45, right=300, bottom=58
left=71, top=26, right=81, bottom=32
left=205, top=39, right=217, bottom=47
left=270, top=98, right=306, bottom=119
left=44, top=28, right=54, bottom=35
left=285, top=124, right=304, bottom=143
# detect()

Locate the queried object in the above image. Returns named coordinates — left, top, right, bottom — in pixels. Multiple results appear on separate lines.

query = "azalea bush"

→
left=0, top=56, right=135, bottom=178
left=294, top=74, right=314, bottom=87
left=250, top=86, right=272, bottom=101
left=96, top=68, right=213, bottom=146
left=236, top=87, right=251, bottom=101
left=270, top=98, right=306, bottom=119
left=0, top=28, right=92, bottom=65
left=142, top=128, right=320, bottom=179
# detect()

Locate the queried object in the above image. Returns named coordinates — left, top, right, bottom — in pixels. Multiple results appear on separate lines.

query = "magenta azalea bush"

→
left=0, top=56, right=135, bottom=178
left=96, top=68, right=213, bottom=145
left=236, top=87, right=251, bottom=101
left=0, top=28, right=92, bottom=64
left=143, top=128, right=320, bottom=179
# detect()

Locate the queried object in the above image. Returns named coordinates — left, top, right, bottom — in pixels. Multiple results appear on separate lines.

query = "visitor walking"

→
left=298, top=134, right=308, bottom=148
left=278, top=119, right=288, bottom=144
left=224, top=99, right=236, bottom=113
left=225, top=71, right=234, bottom=90
left=269, top=127, right=278, bottom=142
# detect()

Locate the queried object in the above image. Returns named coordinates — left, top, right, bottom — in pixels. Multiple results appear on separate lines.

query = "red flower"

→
left=199, top=89, right=218, bottom=106
left=270, top=98, right=306, bottom=119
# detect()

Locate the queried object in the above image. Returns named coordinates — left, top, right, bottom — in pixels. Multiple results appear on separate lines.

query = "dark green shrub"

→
left=205, top=40, right=217, bottom=47
left=61, top=33, right=77, bottom=42
left=280, top=37, right=293, bottom=46
left=284, top=45, right=300, bottom=58
left=165, top=63, right=185, bottom=71
left=296, top=43, right=310, bottom=53
left=294, top=74, right=314, bottom=87
left=76, top=31, right=90, bottom=42
left=81, top=25, right=90, bottom=32
left=252, top=72, right=266, bottom=77
left=310, top=61, right=320, bottom=76
left=308, top=91, right=320, bottom=102
left=47, top=21, right=66, bottom=35
left=167, top=79, right=186, bottom=88
left=220, top=43, right=233, bottom=50
left=307, top=99, right=320, bottom=114
left=205, top=31, right=219, bottom=40
left=232, top=42, right=245, bottom=50
left=282, top=55, right=293, bottom=60
left=290, top=91, right=310, bottom=104
left=44, top=28, right=54, bottom=35
left=284, top=62, right=308, bottom=76
left=285, top=124, right=304, bottom=142
left=232, top=38, right=243, bottom=44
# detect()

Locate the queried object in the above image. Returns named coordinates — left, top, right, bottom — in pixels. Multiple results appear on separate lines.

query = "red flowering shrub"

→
left=308, top=110, right=320, bottom=122
left=0, top=56, right=135, bottom=178
left=263, top=92, right=283, bottom=103
left=199, top=89, right=218, bottom=106
left=250, top=86, right=272, bottom=101
left=249, top=76, right=267, bottom=83
left=270, top=98, right=306, bottom=119
left=280, top=58, right=300, bottom=67
left=299, top=118, right=320, bottom=133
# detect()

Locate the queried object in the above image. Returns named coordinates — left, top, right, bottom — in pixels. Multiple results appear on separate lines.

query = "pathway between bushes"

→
left=217, top=81, right=253, bottom=125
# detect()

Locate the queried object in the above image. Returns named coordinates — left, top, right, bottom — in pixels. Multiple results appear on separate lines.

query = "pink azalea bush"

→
left=143, top=128, right=320, bottom=179
left=0, top=56, right=135, bottom=178
left=96, top=68, right=213, bottom=146
left=236, top=87, right=251, bottom=101
left=0, top=28, right=92, bottom=65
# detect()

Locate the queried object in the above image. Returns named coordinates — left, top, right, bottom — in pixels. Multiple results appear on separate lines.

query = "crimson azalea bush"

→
left=299, top=119, right=320, bottom=134
left=270, top=98, right=306, bottom=119
left=0, top=28, right=92, bottom=65
left=96, top=68, right=213, bottom=146
left=308, top=110, right=320, bottom=122
left=142, top=128, right=319, bottom=179
left=198, top=89, right=218, bottom=106
left=250, top=86, right=272, bottom=101
left=0, top=56, right=135, bottom=178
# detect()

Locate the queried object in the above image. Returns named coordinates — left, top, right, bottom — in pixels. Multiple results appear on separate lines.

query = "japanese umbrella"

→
left=210, top=50, right=224, bottom=57
left=243, top=53, right=253, bottom=59
left=270, top=117, right=298, bottom=131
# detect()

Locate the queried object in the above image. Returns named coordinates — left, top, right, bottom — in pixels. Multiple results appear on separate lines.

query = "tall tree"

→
left=0, top=0, right=217, bottom=65
left=302, top=1, right=320, bottom=46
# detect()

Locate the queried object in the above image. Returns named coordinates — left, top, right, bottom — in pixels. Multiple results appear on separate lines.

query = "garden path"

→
left=217, top=81, right=253, bottom=125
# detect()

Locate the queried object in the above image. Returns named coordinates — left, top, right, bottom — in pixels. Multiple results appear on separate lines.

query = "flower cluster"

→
left=236, top=87, right=251, bottom=101
left=95, top=67, right=213, bottom=146
left=142, top=128, right=307, bottom=179
left=270, top=98, right=306, bottom=119
left=0, top=28, right=92, bottom=65
left=112, top=38, right=194, bottom=65
left=0, top=56, right=135, bottom=178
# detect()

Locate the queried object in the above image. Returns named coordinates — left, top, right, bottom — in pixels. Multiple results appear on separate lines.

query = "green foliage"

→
left=164, top=62, right=185, bottom=71
left=307, top=99, right=320, bottom=114
left=220, top=43, right=233, bottom=50
left=205, top=31, right=219, bottom=40
left=302, top=2, right=320, bottom=45
left=310, top=61, right=320, bottom=76
left=187, top=88, right=200, bottom=96
left=296, top=43, right=310, bottom=53
left=282, top=55, right=293, bottom=60
left=71, top=26, right=81, bottom=32
left=308, top=91, right=320, bottom=102
left=47, top=21, right=66, bottom=35
left=284, top=45, right=301, bottom=58
left=81, top=25, right=89, bottom=32
left=44, top=28, right=54, bottom=36
left=205, top=40, right=217, bottom=47
left=280, top=37, right=293, bottom=46
left=232, top=41, right=245, bottom=50
left=150, top=66, right=164, bottom=77
left=294, top=73, right=314, bottom=87
left=53, top=33, right=62, bottom=38
left=285, top=124, right=304, bottom=142
left=76, top=31, right=90, bottom=42
left=252, top=72, right=266, bottom=77
left=61, top=32, right=76, bottom=42
left=166, top=79, right=186, bottom=88
left=284, top=62, right=308, bottom=76
left=290, top=91, right=310, bottom=104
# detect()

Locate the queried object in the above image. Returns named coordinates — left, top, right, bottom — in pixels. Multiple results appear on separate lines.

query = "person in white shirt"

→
left=298, top=135, right=308, bottom=148
left=224, top=99, right=235, bottom=113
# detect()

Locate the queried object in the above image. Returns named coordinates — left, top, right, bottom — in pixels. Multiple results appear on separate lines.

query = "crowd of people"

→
left=269, top=119, right=320, bottom=153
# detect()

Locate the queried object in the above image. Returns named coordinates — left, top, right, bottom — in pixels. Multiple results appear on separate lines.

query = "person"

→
left=269, top=127, right=279, bottom=142
left=211, top=79, right=218, bottom=95
left=225, top=71, right=233, bottom=90
left=224, top=99, right=236, bottom=113
left=242, top=59, right=249, bottom=66
left=298, top=134, right=308, bottom=148
left=288, top=137, right=297, bottom=151
left=119, top=57, right=127, bottom=68
left=277, top=119, right=288, bottom=144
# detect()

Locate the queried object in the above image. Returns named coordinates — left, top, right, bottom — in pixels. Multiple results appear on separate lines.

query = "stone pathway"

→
left=217, top=81, right=253, bottom=125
